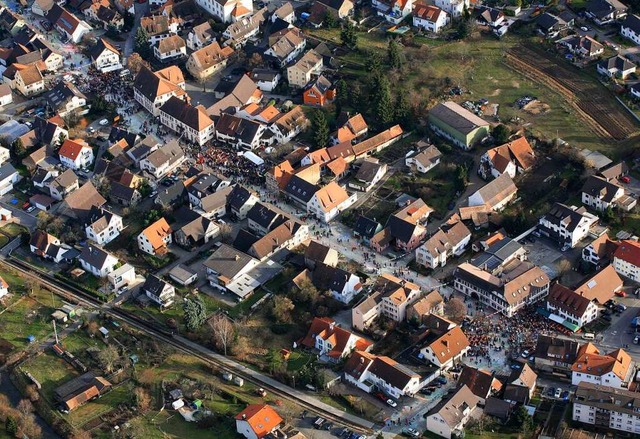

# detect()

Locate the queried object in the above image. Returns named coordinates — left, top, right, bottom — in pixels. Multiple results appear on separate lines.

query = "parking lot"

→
left=521, top=235, right=583, bottom=284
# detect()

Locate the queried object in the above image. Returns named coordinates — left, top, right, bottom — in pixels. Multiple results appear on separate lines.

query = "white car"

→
left=26, top=206, right=36, bottom=213
left=386, top=398, right=397, bottom=408
left=99, top=119, right=109, bottom=126
left=580, top=26, right=588, bottom=32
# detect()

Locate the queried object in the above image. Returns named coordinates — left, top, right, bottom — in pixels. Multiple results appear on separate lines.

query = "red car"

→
left=621, top=176, right=631, bottom=184
left=615, top=291, right=627, bottom=297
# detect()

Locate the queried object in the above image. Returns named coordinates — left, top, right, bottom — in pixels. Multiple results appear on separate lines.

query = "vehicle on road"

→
left=313, top=417, right=325, bottom=429
left=403, top=428, right=421, bottom=438
left=621, top=176, right=631, bottom=184
left=580, top=26, right=588, bottom=31
left=615, top=291, right=627, bottom=297
left=554, top=388, right=562, bottom=399
left=26, top=206, right=36, bottom=213
left=386, top=398, right=397, bottom=408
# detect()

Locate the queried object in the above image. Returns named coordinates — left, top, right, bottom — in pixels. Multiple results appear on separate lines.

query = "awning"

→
left=561, top=320, right=580, bottom=333
left=549, top=314, right=564, bottom=324
left=537, top=307, right=551, bottom=318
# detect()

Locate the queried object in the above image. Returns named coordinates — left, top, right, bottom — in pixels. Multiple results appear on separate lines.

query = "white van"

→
left=582, top=333, right=595, bottom=340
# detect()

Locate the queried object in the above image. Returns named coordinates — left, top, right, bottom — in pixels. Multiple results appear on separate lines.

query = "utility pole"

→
left=52, top=320, right=59, bottom=345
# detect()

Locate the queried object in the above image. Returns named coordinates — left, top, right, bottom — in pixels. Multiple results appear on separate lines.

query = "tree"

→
left=36, top=211, right=51, bottom=230
left=457, top=16, right=475, bottom=39
left=349, top=82, right=362, bottom=112
left=127, top=52, right=150, bottom=76
left=492, top=124, right=511, bottom=144
left=11, top=138, right=25, bottom=158
left=134, top=27, right=152, bottom=60
left=133, top=387, right=152, bottom=411
left=265, top=348, right=284, bottom=373
left=56, top=132, right=67, bottom=148
left=324, top=12, right=337, bottom=28
left=137, top=179, right=152, bottom=198
left=271, top=296, right=295, bottom=324
left=454, top=163, right=469, bottom=192
left=364, top=51, right=381, bottom=73
left=5, top=416, right=17, bottom=436
left=374, top=76, right=394, bottom=127
left=394, top=92, right=412, bottom=128
left=340, top=20, right=357, bottom=49
left=98, top=345, right=120, bottom=373
left=511, top=405, right=534, bottom=432
left=17, top=399, right=33, bottom=417
left=209, top=314, right=235, bottom=356
left=219, top=223, right=233, bottom=243
left=247, top=53, right=264, bottom=69
left=183, top=296, right=207, bottom=332
left=445, top=297, right=467, bottom=323
left=292, top=279, right=321, bottom=307
left=311, top=110, right=329, bottom=149
left=335, top=79, right=349, bottom=112
left=387, top=39, right=402, bottom=69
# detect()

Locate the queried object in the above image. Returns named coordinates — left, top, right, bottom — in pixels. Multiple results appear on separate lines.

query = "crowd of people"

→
left=200, top=147, right=265, bottom=185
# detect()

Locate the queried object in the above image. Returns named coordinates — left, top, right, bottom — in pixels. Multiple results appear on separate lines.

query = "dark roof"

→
left=203, top=244, right=257, bottom=279
left=542, top=202, right=591, bottom=233
left=458, top=366, right=497, bottom=399
left=110, top=181, right=137, bottom=202
left=534, top=334, right=580, bottom=364
left=159, top=96, right=212, bottom=132
left=503, top=384, right=530, bottom=404
left=536, top=12, right=566, bottom=31
left=311, top=262, right=354, bottom=293
left=386, top=215, right=417, bottom=243
left=353, top=216, right=381, bottom=239
left=581, top=175, right=622, bottom=203
left=233, top=228, right=260, bottom=253
left=622, top=14, right=640, bottom=34
left=283, top=174, right=318, bottom=203
left=54, top=371, right=108, bottom=401
left=484, top=397, right=513, bottom=421
left=586, top=0, right=627, bottom=19
left=89, top=38, right=119, bottom=60
left=133, top=66, right=162, bottom=101
left=142, top=274, right=169, bottom=296
left=46, top=81, right=86, bottom=112
left=246, top=202, right=285, bottom=230
left=108, top=126, right=138, bottom=148
left=598, top=55, right=635, bottom=72
left=305, top=240, right=333, bottom=262
left=228, top=185, right=254, bottom=210
left=79, top=244, right=112, bottom=269
left=354, top=160, right=384, bottom=183
left=471, top=237, right=523, bottom=271
left=215, top=113, right=262, bottom=145
left=156, top=181, right=187, bottom=207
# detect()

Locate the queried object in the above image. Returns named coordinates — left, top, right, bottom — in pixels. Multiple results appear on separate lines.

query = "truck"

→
left=313, top=417, right=325, bottom=429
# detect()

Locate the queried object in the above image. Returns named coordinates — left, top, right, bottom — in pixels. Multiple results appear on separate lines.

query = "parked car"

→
left=561, top=390, right=570, bottom=400
left=621, top=176, right=631, bottom=184
left=386, top=398, right=398, bottom=408
left=402, top=428, right=421, bottom=438
left=615, top=291, right=627, bottom=297
left=547, top=387, right=556, bottom=397
left=255, top=388, right=267, bottom=397
left=554, top=388, right=562, bottom=399
left=99, top=118, right=109, bottom=126
left=313, top=417, right=325, bottom=429
left=580, top=26, right=589, bottom=31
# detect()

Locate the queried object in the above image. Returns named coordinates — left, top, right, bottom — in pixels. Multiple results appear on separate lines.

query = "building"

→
left=168, top=264, right=198, bottom=286
left=304, top=240, right=339, bottom=269
left=228, top=185, right=259, bottom=219
left=413, top=4, right=449, bottom=33
left=597, top=55, right=636, bottom=79
left=371, top=198, right=432, bottom=253
left=426, top=385, right=479, bottom=439
left=139, top=140, right=185, bottom=180
left=348, top=159, right=387, bottom=192
left=204, top=244, right=260, bottom=292
left=186, top=22, right=214, bottom=50
left=235, top=404, right=282, bottom=439
left=250, top=69, right=281, bottom=92
left=458, top=365, right=503, bottom=406
left=479, top=137, right=535, bottom=180
left=613, top=239, right=640, bottom=281
left=538, top=203, right=599, bottom=248
left=265, top=28, right=306, bottom=67
left=559, top=35, right=604, bottom=58
left=429, top=101, right=490, bottom=149
left=353, top=215, right=383, bottom=245
left=453, top=261, right=550, bottom=317
left=534, top=334, right=581, bottom=374
left=344, top=351, right=422, bottom=398
left=407, top=290, right=445, bottom=322
left=58, top=139, right=93, bottom=170
left=195, top=0, right=253, bottom=23
left=504, top=364, right=537, bottom=404
left=185, top=41, right=234, bottom=80
left=153, top=35, right=187, bottom=62
left=90, top=38, right=122, bottom=73
left=418, top=322, right=470, bottom=370
left=582, top=233, right=617, bottom=268
left=159, top=97, right=215, bottom=146
left=133, top=66, right=188, bottom=116
left=332, top=113, right=368, bottom=145
left=416, top=215, right=471, bottom=269
left=581, top=175, right=636, bottom=212
left=58, top=182, right=106, bottom=220
left=573, top=382, right=640, bottom=435
left=468, top=173, right=518, bottom=212
left=546, top=283, right=600, bottom=330
left=246, top=220, right=309, bottom=260
left=222, top=8, right=267, bottom=47
left=11, top=64, right=45, bottom=96
left=575, top=265, right=623, bottom=305
left=372, top=0, right=414, bottom=23
left=586, top=0, right=627, bottom=25
left=571, top=344, right=633, bottom=388
left=287, top=49, right=323, bottom=88
left=0, top=84, right=12, bottom=107
left=140, top=15, right=178, bottom=45
left=303, top=75, right=335, bottom=107
left=54, top=372, right=111, bottom=412
left=29, top=230, right=75, bottom=263
left=84, top=207, right=123, bottom=245
left=137, top=218, right=172, bottom=256
left=0, top=163, right=19, bottom=196
left=215, top=114, right=265, bottom=150
left=621, top=14, right=640, bottom=45
left=405, top=145, right=442, bottom=173
left=306, top=181, right=357, bottom=222
left=142, top=275, right=175, bottom=308
left=293, top=262, right=362, bottom=304
left=46, top=81, right=87, bottom=117
left=78, top=244, right=118, bottom=277
left=47, top=5, right=92, bottom=43
left=300, top=317, right=372, bottom=360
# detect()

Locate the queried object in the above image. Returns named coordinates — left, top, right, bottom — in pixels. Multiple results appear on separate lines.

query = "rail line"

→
left=3, top=257, right=375, bottom=433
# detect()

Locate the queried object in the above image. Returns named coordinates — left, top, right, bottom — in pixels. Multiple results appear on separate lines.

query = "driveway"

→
left=124, top=1, right=150, bottom=57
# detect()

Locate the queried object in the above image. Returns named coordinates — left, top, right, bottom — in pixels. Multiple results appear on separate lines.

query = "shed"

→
left=171, top=399, right=185, bottom=410
left=241, top=151, right=264, bottom=166
left=129, top=354, right=139, bottom=365
left=169, top=388, right=183, bottom=400
left=51, top=310, right=68, bottom=322
left=98, top=327, right=109, bottom=338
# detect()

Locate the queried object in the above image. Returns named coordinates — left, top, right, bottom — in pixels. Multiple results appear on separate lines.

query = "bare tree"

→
left=133, top=387, right=152, bottom=411
left=97, top=345, right=120, bottom=373
left=445, top=297, right=467, bottom=323
left=557, top=259, right=572, bottom=282
left=218, top=223, right=233, bottom=243
left=209, top=313, right=235, bottom=356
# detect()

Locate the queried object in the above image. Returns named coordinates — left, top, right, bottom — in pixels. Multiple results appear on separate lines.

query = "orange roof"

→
left=487, top=137, right=535, bottom=172
left=314, top=182, right=349, bottom=212
left=270, top=160, right=294, bottom=189
left=326, top=157, right=348, bottom=176
left=427, top=326, right=470, bottom=364
left=294, top=163, right=321, bottom=185
left=336, top=126, right=356, bottom=143
left=258, top=105, right=280, bottom=122
left=141, top=218, right=172, bottom=253
left=572, top=347, right=632, bottom=380
left=575, top=265, right=623, bottom=304
left=484, top=232, right=505, bottom=247
left=614, top=239, right=640, bottom=267
left=346, top=113, right=368, bottom=135
left=301, top=317, right=371, bottom=357
left=59, top=139, right=90, bottom=160
left=235, top=404, right=282, bottom=438
left=232, top=4, right=251, bottom=17
left=306, top=148, right=331, bottom=165
left=352, top=125, right=403, bottom=156
left=0, top=276, right=8, bottom=289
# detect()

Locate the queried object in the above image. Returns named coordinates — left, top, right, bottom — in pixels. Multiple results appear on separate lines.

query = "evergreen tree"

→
left=183, top=296, right=207, bottom=332
left=374, top=76, right=393, bottom=127
left=364, top=51, right=382, bottom=74
left=387, top=39, right=402, bottom=69
left=340, top=20, right=357, bottom=49
left=5, top=416, right=17, bottom=436
left=12, top=138, right=25, bottom=158
left=394, top=93, right=412, bottom=128
left=311, top=110, right=329, bottom=149
left=134, top=27, right=151, bottom=60
left=324, top=12, right=337, bottom=28
left=492, top=124, right=510, bottom=143
left=335, top=79, right=349, bottom=112
left=349, top=82, right=362, bottom=112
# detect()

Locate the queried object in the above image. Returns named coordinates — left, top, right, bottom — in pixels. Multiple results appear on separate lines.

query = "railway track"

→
left=3, top=257, right=375, bottom=433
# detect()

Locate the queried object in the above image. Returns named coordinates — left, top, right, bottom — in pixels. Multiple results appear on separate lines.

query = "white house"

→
left=416, top=215, right=471, bottom=269
left=419, top=325, right=470, bottom=370
left=58, top=139, right=94, bottom=170
left=405, top=145, right=442, bottom=173
left=581, top=175, right=636, bottom=212
left=372, top=0, right=414, bottom=23
left=546, top=283, right=600, bottom=329
left=137, top=218, right=172, bottom=256
left=79, top=244, right=119, bottom=278
left=621, top=14, right=640, bottom=45
left=141, top=275, right=175, bottom=308
left=159, top=97, right=215, bottom=146
left=307, top=181, right=357, bottom=222
left=153, top=35, right=187, bottom=62
left=84, top=208, right=123, bottom=246
left=301, top=317, right=371, bottom=360
left=90, top=38, right=122, bottom=73
left=344, top=351, right=422, bottom=399
left=573, top=382, right=640, bottom=435
left=0, top=84, right=12, bottom=107
left=434, top=0, right=469, bottom=17
left=186, top=22, right=214, bottom=50
left=107, top=263, right=136, bottom=291
left=468, top=173, right=518, bottom=211
left=235, top=405, right=282, bottom=439
left=597, top=55, right=636, bottom=79
left=479, top=137, right=535, bottom=180
left=195, top=0, right=253, bottom=23
left=139, top=140, right=185, bottom=180
left=250, top=69, right=281, bottom=92
left=133, top=66, right=187, bottom=116
left=413, top=4, right=449, bottom=33
left=0, top=163, right=20, bottom=196
left=426, top=385, right=480, bottom=439
left=295, top=263, right=362, bottom=304
left=571, top=346, right=633, bottom=388
left=613, top=239, right=640, bottom=281
left=538, top=203, right=599, bottom=248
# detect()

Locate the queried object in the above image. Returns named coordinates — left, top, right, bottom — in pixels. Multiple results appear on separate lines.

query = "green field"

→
left=22, top=353, right=78, bottom=400
left=128, top=411, right=237, bottom=439
left=0, top=223, right=28, bottom=238
left=66, top=385, right=131, bottom=428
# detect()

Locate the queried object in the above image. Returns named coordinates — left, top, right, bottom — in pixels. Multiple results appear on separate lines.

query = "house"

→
left=215, top=114, right=265, bottom=150
left=558, top=35, right=604, bottom=58
left=479, top=137, right=535, bottom=180
left=186, top=22, right=214, bottom=50
left=58, top=139, right=93, bottom=171
left=621, top=14, right=640, bottom=45
left=32, top=0, right=55, bottom=16
left=572, top=382, right=640, bottom=434
left=30, top=230, right=76, bottom=263
left=246, top=202, right=288, bottom=236
left=47, top=5, right=92, bottom=43
left=416, top=215, right=471, bottom=269
left=185, top=41, right=234, bottom=80
left=222, top=8, right=267, bottom=47
left=294, top=262, right=362, bottom=303
left=32, top=116, right=68, bottom=148
left=107, top=263, right=136, bottom=291
left=154, top=35, right=187, bottom=62
left=54, top=372, right=111, bottom=412
left=174, top=213, right=219, bottom=248
left=407, top=290, right=445, bottom=321
left=332, top=113, right=368, bottom=145
left=273, top=2, right=295, bottom=23
left=304, top=240, right=339, bottom=269
left=575, top=265, right=623, bottom=305
left=372, top=0, right=414, bottom=23
left=453, top=261, right=550, bottom=317
left=58, top=181, right=106, bottom=219
left=351, top=273, right=420, bottom=330
left=159, top=97, right=215, bottom=146
left=46, top=81, right=87, bottom=117
left=303, top=75, right=335, bottom=107
left=133, top=66, right=188, bottom=116
left=571, top=344, right=633, bottom=388
left=371, top=198, right=433, bottom=253
left=139, top=140, right=185, bottom=179
left=138, top=218, right=172, bottom=256
left=418, top=321, right=470, bottom=370
left=168, top=264, right=198, bottom=286
left=268, top=106, right=309, bottom=144
left=475, top=6, right=505, bottom=27
left=300, top=317, right=372, bottom=360
left=470, top=236, right=527, bottom=272
left=195, top=0, right=253, bottom=23
left=199, top=185, right=234, bottom=219
left=613, top=239, right=640, bottom=281
left=11, top=64, right=45, bottom=97
left=142, top=275, right=175, bottom=308
left=353, top=215, right=383, bottom=245
left=457, top=365, right=503, bottom=405
left=536, top=12, right=570, bottom=37
left=140, top=15, right=178, bottom=45
left=307, top=0, right=354, bottom=26
left=426, top=385, right=479, bottom=439
left=598, top=55, right=636, bottom=79
left=352, top=125, right=403, bottom=158
left=413, top=4, right=449, bottom=33
left=0, top=84, right=12, bottom=107
left=348, top=159, right=387, bottom=192
left=468, top=173, right=517, bottom=212
left=534, top=334, right=581, bottom=374
left=309, top=181, right=357, bottom=222
left=599, top=161, right=629, bottom=182
left=586, top=0, right=627, bottom=25
left=344, top=351, right=422, bottom=398
left=582, top=175, right=636, bottom=212
left=582, top=232, right=617, bottom=267
left=235, top=404, right=282, bottom=439
left=250, top=69, right=281, bottom=92
left=0, top=163, right=19, bottom=196
left=538, top=203, right=599, bottom=248
left=204, top=244, right=260, bottom=292
left=228, top=185, right=259, bottom=219
left=84, top=207, right=123, bottom=245
left=287, top=49, right=323, bottom=88
left=78, top=244, right=118, bottom=277
left=246, top=220, right=309, bottom=260
left=546, top=283, right=600, bottom=330
left=429, top=101, right=490, bottom=150
left=88, top=4, right=124, bottom=30
left=265, top=28, right=306, bottom=67
left=503, top=364, right=537, bottom=404
left=90, top=38, right=122, bottom=73
left=434, top=0, right=469, bottom=17
left=405, top=145, right=442, bottom=173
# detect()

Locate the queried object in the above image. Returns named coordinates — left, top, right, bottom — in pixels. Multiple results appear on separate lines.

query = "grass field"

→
left=66, top=385, right=131, bottom=428
left=0, top=223, right=27, bottom=238
left=22, top=353, right=78, bottom=400
left=128, top=411, right=237, bottom=439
